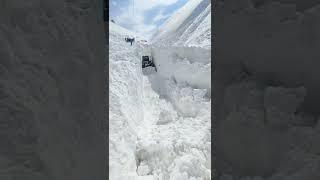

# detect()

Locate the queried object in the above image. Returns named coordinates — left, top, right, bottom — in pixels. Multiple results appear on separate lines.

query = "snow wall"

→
left=109, top=22, right=145, bottom=179
left=151, top=47, right=211, bottom=90
left=214, top=0, right=320, bottom=179
left=0, top=1, right=106, bottom=179
left=109, top=0, right=212, bottom=178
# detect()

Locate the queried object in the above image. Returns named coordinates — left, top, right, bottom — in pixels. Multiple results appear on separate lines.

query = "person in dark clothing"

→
left=129, top=38, right=135, bottom=46
left=124, top=37, right=135, bottom=45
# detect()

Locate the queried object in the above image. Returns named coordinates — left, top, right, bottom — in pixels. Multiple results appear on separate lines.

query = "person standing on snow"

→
left=129, top=38, right=135, bottom=46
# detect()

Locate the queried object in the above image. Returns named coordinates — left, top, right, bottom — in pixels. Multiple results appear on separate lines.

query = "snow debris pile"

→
left=109, top=0, right=211, bottom=179
left=214, top=0, right=320, bottom=179
left=136, top=75, right=211, bottom=179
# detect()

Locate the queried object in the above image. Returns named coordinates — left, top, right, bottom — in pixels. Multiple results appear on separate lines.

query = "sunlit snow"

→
left=109, top=0, right=211, bottom=179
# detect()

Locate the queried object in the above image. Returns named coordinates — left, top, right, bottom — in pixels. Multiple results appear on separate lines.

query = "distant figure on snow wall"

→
left=130, top=38, right=135, bottom=45
left=125, top=38, right=135, bottom=46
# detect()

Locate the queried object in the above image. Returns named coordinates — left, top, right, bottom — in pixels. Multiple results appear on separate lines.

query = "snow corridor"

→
left=109, top=30, right=211, bottom=180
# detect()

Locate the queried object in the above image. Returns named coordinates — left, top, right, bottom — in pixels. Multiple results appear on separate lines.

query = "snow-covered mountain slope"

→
left=152, top=0, right=211, bottom=49
left=110, top=21, right=147, bottom=41
left=110, top=21, right=137, bottom=37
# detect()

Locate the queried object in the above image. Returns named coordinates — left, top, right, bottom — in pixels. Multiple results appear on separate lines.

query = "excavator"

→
left=141, top=50, right=157, bottom=74
left=142, top=56, right=156, bottom=69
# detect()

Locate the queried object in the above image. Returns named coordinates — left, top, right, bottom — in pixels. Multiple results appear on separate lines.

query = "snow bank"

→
left=109, top=24, right=145, bottom=179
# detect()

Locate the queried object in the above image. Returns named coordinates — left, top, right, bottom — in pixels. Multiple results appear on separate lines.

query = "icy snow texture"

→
left=152, top=0, right=211, bottom=49
left=0, top=0, right=106, bottom=179
left=109, top=1, right=211, bottom=178
left=109, top=22, right=144, bottom=179
left=151, top=47, right=211, bottom=90
left=136, top=75, right=211, bottom=180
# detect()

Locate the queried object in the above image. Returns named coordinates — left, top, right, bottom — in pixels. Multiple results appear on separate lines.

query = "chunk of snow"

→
left=137, top=163, right=151, bottom=176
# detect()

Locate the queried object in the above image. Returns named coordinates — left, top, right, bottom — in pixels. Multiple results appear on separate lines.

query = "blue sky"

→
left=110, top=0, right=189, bottom=39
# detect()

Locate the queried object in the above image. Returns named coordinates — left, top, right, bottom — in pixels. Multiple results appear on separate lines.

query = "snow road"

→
left=109, top=21, right=211, bottom=180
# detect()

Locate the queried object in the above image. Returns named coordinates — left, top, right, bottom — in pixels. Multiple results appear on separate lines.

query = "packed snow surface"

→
left=109, top=0, right=211, bottom=178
